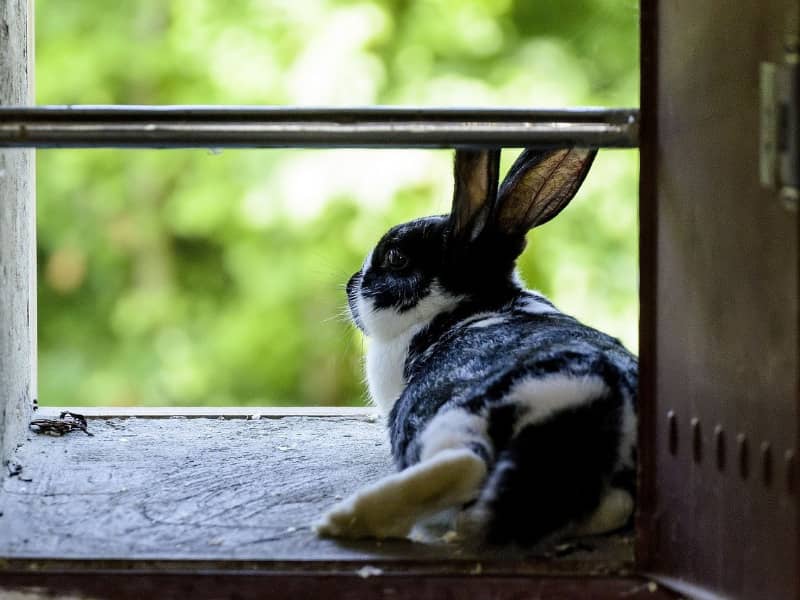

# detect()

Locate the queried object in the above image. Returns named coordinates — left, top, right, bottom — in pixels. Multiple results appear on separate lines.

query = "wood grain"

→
left=0, top=415, right=633, bottom=568
left=0, top=0, right=34, bottom=465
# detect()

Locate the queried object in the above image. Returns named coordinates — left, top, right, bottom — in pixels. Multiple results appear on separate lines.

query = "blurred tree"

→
left=35, top=0, right=639, bottom=407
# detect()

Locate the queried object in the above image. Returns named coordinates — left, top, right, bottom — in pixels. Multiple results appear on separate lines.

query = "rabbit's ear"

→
left=449, top=149, right=501, bottom=243
left=494, top=148, right=596, bottom=236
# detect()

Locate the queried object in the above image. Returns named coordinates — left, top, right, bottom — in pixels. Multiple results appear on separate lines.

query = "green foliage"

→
left=35, top=0, right=639, bottom=407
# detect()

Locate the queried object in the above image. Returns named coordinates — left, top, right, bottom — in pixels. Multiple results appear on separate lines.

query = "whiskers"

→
left=322, top=303, right=355, bottom=325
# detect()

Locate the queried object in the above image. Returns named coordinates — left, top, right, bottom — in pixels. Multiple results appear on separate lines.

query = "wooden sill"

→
left=0, top=408, right=668, bottom=599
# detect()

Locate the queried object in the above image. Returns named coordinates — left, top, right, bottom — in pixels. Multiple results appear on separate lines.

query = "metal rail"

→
left=0, top=106, right=639, bottom=149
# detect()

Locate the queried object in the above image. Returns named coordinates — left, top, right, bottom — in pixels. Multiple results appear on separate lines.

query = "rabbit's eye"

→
left=384, top=248, right=409, bottom=271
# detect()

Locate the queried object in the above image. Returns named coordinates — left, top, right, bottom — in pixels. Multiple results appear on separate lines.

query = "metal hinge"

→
left=760, top=41, right=800, bottom=209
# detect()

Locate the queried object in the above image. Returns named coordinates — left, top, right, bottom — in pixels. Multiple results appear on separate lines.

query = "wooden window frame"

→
left=0, top=2, right=657, bottom=598
left=11, top=1, right=799, bottom=598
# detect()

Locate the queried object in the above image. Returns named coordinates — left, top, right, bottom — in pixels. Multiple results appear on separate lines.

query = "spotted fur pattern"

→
left=316, top=148, right=638, bottom=544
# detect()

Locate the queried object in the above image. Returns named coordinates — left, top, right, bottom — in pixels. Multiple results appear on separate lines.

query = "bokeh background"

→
left=36, top=0, right=639, bottom=407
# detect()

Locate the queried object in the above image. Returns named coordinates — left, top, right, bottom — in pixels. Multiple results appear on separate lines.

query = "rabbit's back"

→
left=386, top=298, right=637, bottom=542
left=393, top=297, right=634, bottom=452
left=388, top=295, right=637, bottom=543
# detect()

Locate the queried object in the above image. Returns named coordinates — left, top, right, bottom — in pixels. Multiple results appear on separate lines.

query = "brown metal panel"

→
left=639, top=1, right=800, bottom=598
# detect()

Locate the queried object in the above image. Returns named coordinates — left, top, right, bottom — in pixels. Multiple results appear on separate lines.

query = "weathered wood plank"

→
left=0, top=416, right=633, bottom=567
left=0, top=0, right=34, bottom=464
left=37, top=406, right=376, bottom=419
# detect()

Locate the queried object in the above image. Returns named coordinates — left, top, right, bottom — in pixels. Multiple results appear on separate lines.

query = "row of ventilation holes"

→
left=667, top=410, right=796, bottom=494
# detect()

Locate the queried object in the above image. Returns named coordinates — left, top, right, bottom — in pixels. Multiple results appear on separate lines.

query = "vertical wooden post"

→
left=0, top=0, right=34, bottom=464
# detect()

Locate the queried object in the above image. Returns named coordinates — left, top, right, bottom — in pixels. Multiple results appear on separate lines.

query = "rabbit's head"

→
left=347, top=147, right=597, bottom=340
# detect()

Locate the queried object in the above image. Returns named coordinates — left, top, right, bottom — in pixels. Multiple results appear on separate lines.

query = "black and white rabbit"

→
left=316, top=147, right=637, bottom=545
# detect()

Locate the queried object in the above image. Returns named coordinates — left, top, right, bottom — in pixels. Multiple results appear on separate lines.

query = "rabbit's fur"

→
left=316, top=148, right=637, bottom=545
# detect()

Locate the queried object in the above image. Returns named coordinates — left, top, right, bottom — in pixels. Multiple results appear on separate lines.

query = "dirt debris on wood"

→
left=355, top=565, right=383, bottom=578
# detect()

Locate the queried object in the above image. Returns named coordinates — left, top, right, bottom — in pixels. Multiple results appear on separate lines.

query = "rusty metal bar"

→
left=0, top=106, right=639, bottom=149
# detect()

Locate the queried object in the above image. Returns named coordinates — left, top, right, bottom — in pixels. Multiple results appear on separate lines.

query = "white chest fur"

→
left=358, top=280, right=464, bottom=416
left=365, top=325, right=423, bottom=416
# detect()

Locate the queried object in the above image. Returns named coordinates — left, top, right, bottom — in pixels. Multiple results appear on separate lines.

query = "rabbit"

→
left=315, top=147, right=637, bottom=545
